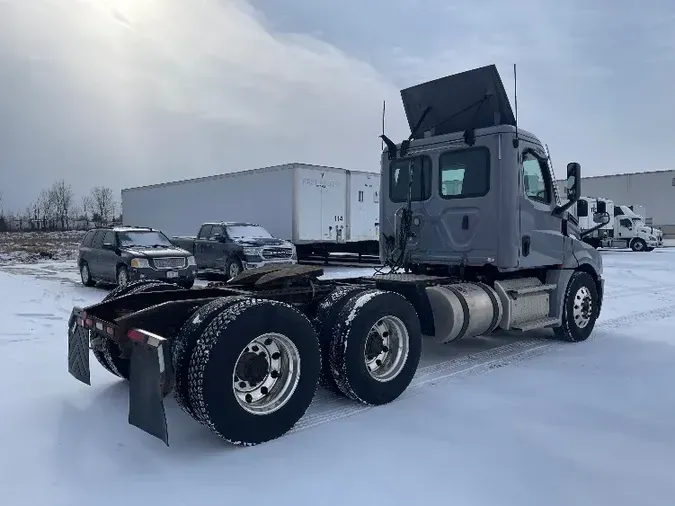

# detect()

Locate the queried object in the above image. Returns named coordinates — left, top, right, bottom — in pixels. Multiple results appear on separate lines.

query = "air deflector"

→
left=400, top=64, right=516, bottom=139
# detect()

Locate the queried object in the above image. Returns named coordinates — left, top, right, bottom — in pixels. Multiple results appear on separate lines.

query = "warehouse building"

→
left=556, top=169, right=675, bottom=238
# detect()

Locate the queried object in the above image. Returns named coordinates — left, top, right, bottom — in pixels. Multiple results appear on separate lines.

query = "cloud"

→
left=0, top=0, right=409, bottom=212
left=0, top=0, right=673, bottom=215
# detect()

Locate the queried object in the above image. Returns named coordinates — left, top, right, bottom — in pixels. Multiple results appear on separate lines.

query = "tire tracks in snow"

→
left=291, top=301, right=675, bottom=435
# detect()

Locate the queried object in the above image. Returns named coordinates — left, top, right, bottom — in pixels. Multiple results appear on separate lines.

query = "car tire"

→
left=553, top=271, right=599, bottom=343
left=80, top=261, right=95, bottom=287
left=116, top=265, right=129, bottom=287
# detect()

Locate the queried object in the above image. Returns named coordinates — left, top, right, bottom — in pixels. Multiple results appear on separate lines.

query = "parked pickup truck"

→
left=172, top=222, right=297, bottom=279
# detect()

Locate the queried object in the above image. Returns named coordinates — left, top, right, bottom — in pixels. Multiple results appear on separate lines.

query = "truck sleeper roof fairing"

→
left=400, top=64, right=516, bottom=139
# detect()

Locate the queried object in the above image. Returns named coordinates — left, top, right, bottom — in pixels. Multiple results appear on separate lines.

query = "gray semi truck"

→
left=66, top=64, right=604, bottom=448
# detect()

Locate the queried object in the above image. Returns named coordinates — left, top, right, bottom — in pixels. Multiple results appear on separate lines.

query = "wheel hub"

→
left=232, top=332, right=301, bottom=415
left=235, top=351, right=269, bottom=386
left=572, top=286, right=593, bottom=329
left=364, top=316, right=410, bottom=383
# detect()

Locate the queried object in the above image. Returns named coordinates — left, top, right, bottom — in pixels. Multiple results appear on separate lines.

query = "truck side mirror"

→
left=565, top=162, right=581, bottom=202
left=593, top=212, right=610, bottom=226
left=552, top=161, right=582, bottom=217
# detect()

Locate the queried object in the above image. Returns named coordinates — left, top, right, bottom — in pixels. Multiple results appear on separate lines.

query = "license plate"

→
left=166, top=271, right=178, bottom=279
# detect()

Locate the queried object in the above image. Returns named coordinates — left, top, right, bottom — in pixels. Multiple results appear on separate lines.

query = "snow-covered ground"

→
left=2, top=250, right=675, bottom=506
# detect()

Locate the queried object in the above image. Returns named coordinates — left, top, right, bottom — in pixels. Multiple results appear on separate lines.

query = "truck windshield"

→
left=226, top=225, right=272, bottom=239
left=117, top=231, right=173, bottom=248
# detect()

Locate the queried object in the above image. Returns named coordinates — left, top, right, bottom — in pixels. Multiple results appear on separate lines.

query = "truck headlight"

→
left=187, top=255, right=196, bottom=266
left=130, top=258, right=150, bottom=268
left=243, top=247, right=262, bottom=257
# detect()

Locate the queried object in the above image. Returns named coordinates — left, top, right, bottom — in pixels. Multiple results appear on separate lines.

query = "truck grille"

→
left=153, top=257, right=186, bottom=269
left=262, top=247, right=293, bottom=260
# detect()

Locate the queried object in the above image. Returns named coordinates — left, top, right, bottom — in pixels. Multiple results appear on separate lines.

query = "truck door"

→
left=195, top=225, right=212, bottom=268
left=518, top=147, right=565, bottom=268
left=207, top=224, right=227, bottom=268
left=617, top=217, right=634, bottom=241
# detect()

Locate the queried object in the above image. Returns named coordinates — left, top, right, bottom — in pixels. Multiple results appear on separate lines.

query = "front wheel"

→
left=116, top=265, right=129, bottom=287
left=225, top=257, right=243, bottom=280
left=630, top=238, right=647, bottom=252
left=553, top=271, right=599, bottom=343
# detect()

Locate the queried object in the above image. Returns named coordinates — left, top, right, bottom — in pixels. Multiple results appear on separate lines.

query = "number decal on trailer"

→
left=334, top=215, right=344, bottom=222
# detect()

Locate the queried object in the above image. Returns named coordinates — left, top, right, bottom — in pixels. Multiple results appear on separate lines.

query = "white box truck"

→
left=121, top=163, right=380, bottom=258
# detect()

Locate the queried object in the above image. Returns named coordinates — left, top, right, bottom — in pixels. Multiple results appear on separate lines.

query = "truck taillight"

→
left=127, top=329, right=145, bottom=342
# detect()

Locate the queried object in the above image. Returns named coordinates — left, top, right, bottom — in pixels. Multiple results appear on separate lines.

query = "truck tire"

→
left=171, top=295, right=250, bottom=419
left=312, top=286, right=367, bottom=394
left=187, top=298, right=321, bottom=446
left=92, top=281, right=179, bottom=379
left=630, top=238, right=647, bottom=252
left=225, top=257, right=243, bottom=280
left=553, top=271, right=599, bottom=343
left=329, top=290, right=422, bottom=406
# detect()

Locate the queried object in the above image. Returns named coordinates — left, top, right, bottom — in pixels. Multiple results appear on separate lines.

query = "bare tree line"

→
left=0, top=181, right=121, bottom=232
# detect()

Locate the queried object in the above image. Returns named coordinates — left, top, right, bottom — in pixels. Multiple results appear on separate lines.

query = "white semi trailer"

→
left=121, top=163, right=380, bottom=258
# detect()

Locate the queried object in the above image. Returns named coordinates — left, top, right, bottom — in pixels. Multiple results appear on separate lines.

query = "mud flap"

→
left=67, top=308, right=91, bottom=385
left=128, top=333, right=170, bottom=446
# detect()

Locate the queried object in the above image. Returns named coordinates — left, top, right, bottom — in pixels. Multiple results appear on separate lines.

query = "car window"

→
left=522, top=152, right=551, bottom=204
left=439, top=147, right=490, bottom=199
left=81, top=230, right=95, bottom=247
left=91, top=230, right=105, bottom=249
left=102, top=231, right=115, bottom=245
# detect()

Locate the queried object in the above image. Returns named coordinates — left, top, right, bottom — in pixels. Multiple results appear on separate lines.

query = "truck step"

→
left=511, top=316, right=560, bottom=332
left=507, top=284, right=557, bottom=296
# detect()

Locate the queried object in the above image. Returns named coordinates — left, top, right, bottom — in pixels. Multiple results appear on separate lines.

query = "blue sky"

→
left=0, top=0, right=673, bottom=213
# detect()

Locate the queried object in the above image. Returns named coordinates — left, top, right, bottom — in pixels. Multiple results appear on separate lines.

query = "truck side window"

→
left=522, top=153, right=551, bottom=204
left=209, top=225, right=224, bottom=239
left=577, top=199, right=588, bottom=217
left=198, top=225, right=212, bottom=239
left=439, top=147, right=490, bottom=199
left=389, top=156, right=431, bottom=203
left=620, top=218, right=632, bottom=229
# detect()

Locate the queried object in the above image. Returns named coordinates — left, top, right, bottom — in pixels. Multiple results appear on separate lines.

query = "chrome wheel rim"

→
left=232, top=332, right=301, bottom=415
left=364, top=315, right=410, bottom=382
left=572, top=286, right=593, bottom=329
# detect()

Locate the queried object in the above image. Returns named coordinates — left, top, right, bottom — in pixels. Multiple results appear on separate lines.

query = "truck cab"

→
left=612, top=205, right=659, bottom=251
left=379, top=65, right=602, bottom=283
